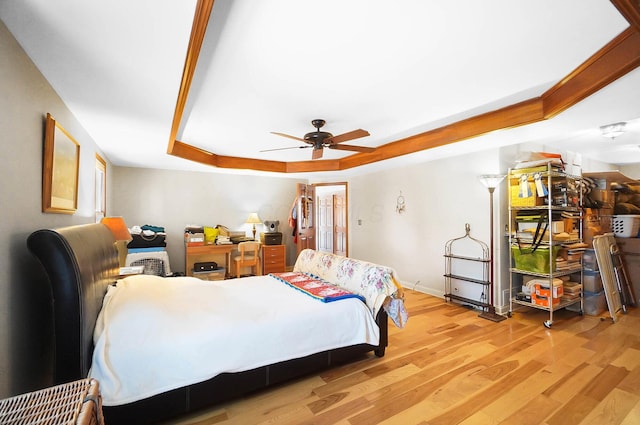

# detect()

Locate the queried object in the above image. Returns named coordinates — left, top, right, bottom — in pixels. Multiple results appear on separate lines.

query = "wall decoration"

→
left=396, top=191, right=405, bottom=214
left=42, top=113, right=80, bottom=214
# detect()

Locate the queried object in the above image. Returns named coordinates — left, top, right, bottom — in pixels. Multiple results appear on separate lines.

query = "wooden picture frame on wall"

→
left=43, top=113, right=80, bottom=214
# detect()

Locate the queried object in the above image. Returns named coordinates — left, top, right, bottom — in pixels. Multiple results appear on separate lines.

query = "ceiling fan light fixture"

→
left=600, top=122, right=626, bottom=140
left=267, top=119, right=372, bottom=160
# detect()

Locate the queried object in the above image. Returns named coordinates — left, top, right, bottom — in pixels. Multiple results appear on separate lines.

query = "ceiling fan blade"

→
left=328, top=144, right=376, bottom=153
left=260, top=145, right=311, bottom=153
left=271, top=132, right=309, bottom=143
left=312, top=147, right=324, bottom=160
left=328, top=129, right=370, bottom=144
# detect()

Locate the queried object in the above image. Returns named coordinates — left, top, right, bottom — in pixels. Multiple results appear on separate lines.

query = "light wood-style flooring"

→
left=165, top=289, right=640, bottom=425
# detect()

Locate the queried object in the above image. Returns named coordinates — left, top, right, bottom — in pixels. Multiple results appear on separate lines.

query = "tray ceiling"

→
left=2, top=0, right=640, bottom=176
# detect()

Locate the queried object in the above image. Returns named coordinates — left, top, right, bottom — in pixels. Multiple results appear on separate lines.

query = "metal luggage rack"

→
left=444, top=224, right=491, bottom=311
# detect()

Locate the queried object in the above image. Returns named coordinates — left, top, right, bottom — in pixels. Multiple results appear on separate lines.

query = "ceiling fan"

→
left=262, top=119, right=374, bottom=160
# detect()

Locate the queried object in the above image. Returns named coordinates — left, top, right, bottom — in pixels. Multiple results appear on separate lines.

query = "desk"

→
left=185, top=243, right=235, bottom=278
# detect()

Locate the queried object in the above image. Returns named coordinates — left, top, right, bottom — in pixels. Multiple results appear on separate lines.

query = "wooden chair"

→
left=233, top=241, right=261, bottom=278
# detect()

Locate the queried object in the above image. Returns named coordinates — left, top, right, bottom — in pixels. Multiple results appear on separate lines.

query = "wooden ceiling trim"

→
left=542, top=27, right=640, bottom=118
left=167, top=0, right=215, bottom=153
left=173, top=141, right=294, bottom=172
left=338, top=98, right=544, bottom=169
left=611, top=0, right=640, bottom=32
left=171, top=141, right=218, bottom=167
left=168, top=2, right=640, bottom=174
left=285, top=159, right=342, bottom=173
left=214, top=155, right=288, bottom=173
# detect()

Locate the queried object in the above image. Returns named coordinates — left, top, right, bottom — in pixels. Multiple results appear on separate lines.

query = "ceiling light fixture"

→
left=600, top=122, right=627, bottom=140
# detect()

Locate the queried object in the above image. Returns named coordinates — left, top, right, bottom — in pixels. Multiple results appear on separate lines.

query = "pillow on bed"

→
left=293, top=249, right=400, bottom=317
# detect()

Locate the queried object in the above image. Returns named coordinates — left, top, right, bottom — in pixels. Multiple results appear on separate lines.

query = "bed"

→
left=27, top=223, right=405, bottom=424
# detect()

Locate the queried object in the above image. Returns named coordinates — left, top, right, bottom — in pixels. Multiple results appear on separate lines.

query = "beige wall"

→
left=347, top=149, right=503, bottom=297
left=0, top=20, right=112, bottom=397
left=112, top=167, right=305, bottom=273
left=0, top=20, right=305, bottom=398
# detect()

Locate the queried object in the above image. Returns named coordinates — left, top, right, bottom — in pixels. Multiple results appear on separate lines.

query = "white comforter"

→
left=89, top=274, right=379, bottom=405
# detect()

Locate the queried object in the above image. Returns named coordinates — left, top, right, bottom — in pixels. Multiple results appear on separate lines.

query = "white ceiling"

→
left=2, top=0, right=640, bottom=177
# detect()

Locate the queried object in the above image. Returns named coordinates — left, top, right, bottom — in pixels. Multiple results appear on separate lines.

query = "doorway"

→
left=314, top=183, right=348, bottom=257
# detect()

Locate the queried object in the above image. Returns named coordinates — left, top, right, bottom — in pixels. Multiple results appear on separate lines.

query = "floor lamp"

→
left=478, top=174, right=507, bottom=322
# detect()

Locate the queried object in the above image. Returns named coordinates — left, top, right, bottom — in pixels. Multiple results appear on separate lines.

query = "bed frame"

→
left=27, top=223, right=388, bottom=424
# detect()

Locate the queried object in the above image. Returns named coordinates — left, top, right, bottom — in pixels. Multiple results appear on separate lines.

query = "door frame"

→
left=313, top=182, right=348, bottom=257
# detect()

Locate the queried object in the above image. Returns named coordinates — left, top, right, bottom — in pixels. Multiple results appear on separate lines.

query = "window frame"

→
left=95, top=154, right=107, bottom=222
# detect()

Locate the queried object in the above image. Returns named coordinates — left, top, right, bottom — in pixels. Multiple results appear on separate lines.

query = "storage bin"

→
left=192, top=267, right=226, bottom=281
left=582, top=248, right=598, bottom=271
left=583, top=270, right=603, bottom=293
left=584, top=291, right=607, bottom=316
left=509, top=183, right=542, bottom=207
left=186, top=232, right=205, bottom=243
left=612, top=215, right=640, bottom=238
left=511, top=245, right=560, bottom=273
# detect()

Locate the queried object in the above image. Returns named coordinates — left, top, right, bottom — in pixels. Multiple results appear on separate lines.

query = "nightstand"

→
left=262, top=245, right=286, bottom=274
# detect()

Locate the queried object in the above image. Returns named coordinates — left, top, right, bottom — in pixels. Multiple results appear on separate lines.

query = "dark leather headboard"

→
left=27, top=223, right=119, bottom=384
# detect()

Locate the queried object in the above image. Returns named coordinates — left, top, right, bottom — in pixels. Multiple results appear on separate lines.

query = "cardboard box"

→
left=563, top=281, right=582, bottom=294
left=534, top=282, right=564, bottom=299
left=532, top=292, right=560, bottom=307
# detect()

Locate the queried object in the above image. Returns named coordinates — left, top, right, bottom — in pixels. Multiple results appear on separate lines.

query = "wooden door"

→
left=333, top=192, right=347, bottom=256
left=296, top=183, right=316, bottom=255
left=317, top=193, right=333, bottom=253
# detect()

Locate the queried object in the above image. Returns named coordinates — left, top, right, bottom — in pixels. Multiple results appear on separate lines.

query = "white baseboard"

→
left=403, top=280, right=444, bottom=299
left=402, top=280, right=510, bottom=316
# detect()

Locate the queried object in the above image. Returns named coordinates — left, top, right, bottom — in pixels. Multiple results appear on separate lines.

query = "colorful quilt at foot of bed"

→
left=269, top=272, right=365, bottom=303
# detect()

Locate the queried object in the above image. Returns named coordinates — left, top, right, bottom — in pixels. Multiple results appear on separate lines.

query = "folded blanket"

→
left=269, top=272, right=365, bottom=303
left=90, top=274, right=379, bottom=405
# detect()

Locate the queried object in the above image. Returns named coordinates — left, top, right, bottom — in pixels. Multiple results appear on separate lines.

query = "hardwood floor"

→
left=164, top=290, right=640, bottom=425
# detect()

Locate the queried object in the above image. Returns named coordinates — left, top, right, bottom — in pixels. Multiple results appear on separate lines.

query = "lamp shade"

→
left=478, top=174, right=506, bottom=190
left=245, top=213, right=262, bottom=224
left=101, top=217, right=132, bottom=242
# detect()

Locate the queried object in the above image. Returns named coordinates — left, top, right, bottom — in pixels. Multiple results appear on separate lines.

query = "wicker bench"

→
left=0, top=379, right=103, bottom=425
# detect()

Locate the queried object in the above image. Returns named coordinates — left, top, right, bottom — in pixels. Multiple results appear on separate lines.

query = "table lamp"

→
left=101, top=216, right=132, bottom=267
left=245, top=213, right=262, bottom=240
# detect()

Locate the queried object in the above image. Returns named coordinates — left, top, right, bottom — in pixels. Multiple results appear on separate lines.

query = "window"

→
left=95, top=154, right=106, bottom=222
